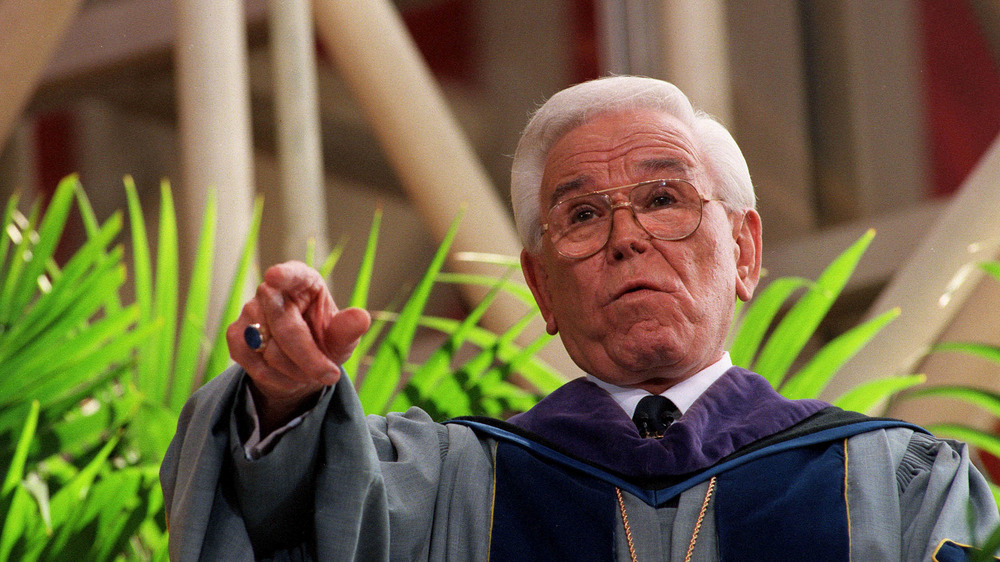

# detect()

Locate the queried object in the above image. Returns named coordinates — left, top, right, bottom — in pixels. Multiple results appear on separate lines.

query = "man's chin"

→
left=560, top=332, right=687, bottom=377
left=611, top=337, right=683, bottom=366
left=606, top=349, right=690, bottom=383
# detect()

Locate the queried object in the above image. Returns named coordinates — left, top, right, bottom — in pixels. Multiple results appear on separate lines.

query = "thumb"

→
left=322, top=307, right=372, bottom=365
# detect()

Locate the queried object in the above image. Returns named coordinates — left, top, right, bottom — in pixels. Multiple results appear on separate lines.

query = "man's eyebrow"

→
left=639, top=158, right=690, bottom=175
left=546, top=159, right=688, bottom=208
left=549, top=177, right=590, bottom=208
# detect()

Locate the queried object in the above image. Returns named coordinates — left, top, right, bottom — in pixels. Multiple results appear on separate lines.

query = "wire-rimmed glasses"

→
left=541, top=179, right=718, bottom=259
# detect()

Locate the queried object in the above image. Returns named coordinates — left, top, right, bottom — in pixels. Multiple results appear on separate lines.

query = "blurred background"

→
left=2, top=0, right=999, bottom=434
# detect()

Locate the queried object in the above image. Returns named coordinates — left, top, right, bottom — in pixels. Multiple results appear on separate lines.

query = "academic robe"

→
left=161, top=364, right=999, bottom=561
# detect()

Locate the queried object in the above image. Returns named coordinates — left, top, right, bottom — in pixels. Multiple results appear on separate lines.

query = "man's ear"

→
left=520, top=249, right=559, bottom=335
left=733, top=209, right=762, bottom=302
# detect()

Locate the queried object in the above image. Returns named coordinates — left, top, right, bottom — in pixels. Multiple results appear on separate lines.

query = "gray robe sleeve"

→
left=161, top=365, right=253, bottom=560
left=161, top=365, right=390, bottom=561
left=161, top=366, right=494, bottom=561
left=847, top=427, right=1000, bottom=561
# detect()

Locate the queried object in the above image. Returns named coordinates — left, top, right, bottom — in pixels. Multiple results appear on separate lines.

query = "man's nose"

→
left=606, top=204, right=649, bottom=256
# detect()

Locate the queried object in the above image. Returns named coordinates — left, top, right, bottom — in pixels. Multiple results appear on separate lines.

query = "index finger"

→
left=264, top=262, right=333, bottom=306
left=263, top=261, right=338, bottom=352
left=258, top=283, right=341, bottom=385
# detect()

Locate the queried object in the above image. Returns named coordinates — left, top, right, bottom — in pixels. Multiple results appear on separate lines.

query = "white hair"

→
left=510, top=76, right=756, bottom=252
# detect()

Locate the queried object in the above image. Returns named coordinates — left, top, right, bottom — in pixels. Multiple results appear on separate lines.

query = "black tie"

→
left=632, top=395, right=681, bottom=439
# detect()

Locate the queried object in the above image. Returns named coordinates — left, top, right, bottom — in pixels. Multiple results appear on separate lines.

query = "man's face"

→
left=521, top=109, right=762, bottom=393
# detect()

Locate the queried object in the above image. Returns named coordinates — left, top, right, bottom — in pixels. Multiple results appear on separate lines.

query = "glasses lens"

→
left=547, top=192, right=612, bottom=258
left=544, top=179, right=705, bottom=258
left=633, top=180, right=702, bottom=240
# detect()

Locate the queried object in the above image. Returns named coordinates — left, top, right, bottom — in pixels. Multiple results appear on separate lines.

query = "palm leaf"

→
left=358, top=210, right=464, bottom=414
left=0, top=303, right=139, bottom=406
left=0, top=201, right=41, bottom=327
left=318, top=235, right=348, bottom=280
left=6, top=176, right=78, bottom=318
left=125, top=177, right=157, bottom=394
left=928, top=424, right=1000, bottom=459
left=0, top=218, right=123, bottom=365
left=981, top=261, right=1000, bottom=284
left=831, top=374, right=926, bottom=415
left=0, top=261, right=128, bottom=386
left=342, top=212, right=387, bottom=377
left=202, top=197, right=264, bottom=384
left=1, top=401, right=39, bottom=499
left=73, top=184, right=123, bottom=313
left=730, top=276, right=811, bottom=368
left=435, top=272, right=536, bottom=306
left=0, top=401, right=40, bottom=561
left=348, top=205, right=381, bottom=311
left=390, top=269, right=512, bottom=412
left=151, top=180, right=180, bottom=406
left=39, top=433, right=122, bottom=557
left=780, top=307, right=900, bottom=399
left=900, top=386, right=1000, bottom=419
left=415, top=313, right=562, bottom=396
left=931, top=341, right=1000, bottom=366
left=0, top=193, right=20, bottom=280
left=169, top=189, right=217, bottom=411
left=753, top=229, right=875, bottom=387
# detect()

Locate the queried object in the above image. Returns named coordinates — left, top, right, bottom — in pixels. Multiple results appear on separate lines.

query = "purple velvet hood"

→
left=506, top=367, right=829, bottom=478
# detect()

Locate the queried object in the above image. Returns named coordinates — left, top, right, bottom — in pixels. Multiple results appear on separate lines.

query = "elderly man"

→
left=162, top=76, right=998, bottom=561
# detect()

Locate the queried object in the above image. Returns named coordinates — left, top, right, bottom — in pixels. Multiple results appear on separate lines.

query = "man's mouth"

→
left=612, top=281, right=662, bottom=301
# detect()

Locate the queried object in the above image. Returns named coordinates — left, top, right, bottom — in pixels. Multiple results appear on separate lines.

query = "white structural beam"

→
left=826, top=136, right=1000, bottom=399
left=764, top=198, right=946, bottom=293
left=311, top=0, right=525, bottom=323
left=659, top=0, right=733, bottom=126
left=313, top=0, right=580, bottom=378
left=594, top=0, right=733, bottom=128
left=266, top=0, right=327, bottom=260
left=173, top=0, right=257, bottom=330
left=43, top=0, right=266, bottom=85
left=0, top=0, right=86, bottom=149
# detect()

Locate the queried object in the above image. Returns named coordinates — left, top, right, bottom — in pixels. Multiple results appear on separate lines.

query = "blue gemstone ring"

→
left=244, top=323, right=267, bottom=352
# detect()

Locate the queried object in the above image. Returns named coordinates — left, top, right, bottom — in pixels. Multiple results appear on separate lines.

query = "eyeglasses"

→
left=541, top=179, right=719, bottom=259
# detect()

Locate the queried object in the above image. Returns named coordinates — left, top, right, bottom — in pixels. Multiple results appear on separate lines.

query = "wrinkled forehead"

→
left=540, top=110, right=705, bottom=205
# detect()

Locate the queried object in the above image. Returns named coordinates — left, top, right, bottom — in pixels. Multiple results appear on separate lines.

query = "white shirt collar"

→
left=585, top=352, right=733, bottom=419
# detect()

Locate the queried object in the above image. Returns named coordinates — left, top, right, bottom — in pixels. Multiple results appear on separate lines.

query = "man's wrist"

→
left=248, top=380, right=326, bottom=437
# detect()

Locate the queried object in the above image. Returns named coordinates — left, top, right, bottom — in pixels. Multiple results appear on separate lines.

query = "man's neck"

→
left=586, top=352, right=733, bottom=418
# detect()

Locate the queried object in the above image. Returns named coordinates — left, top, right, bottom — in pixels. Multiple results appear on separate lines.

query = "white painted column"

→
left=267, top=0, right=327, bottom=260
left=659, top=0, right=733, bottom=126
left=311, top=0, right=524, bottom=320
left=595, top=0, right=650, bottom=76
left=313, top=0, right=579, bottom=378
left=828, top=138, right=1000, bottom=400
left=593, top=0, right=732, bottom=125
left=173, top=0, right=256, bottom=324
left=841, top=0, right=927, bottom=215
left=0, top=0, right=86, bottom=150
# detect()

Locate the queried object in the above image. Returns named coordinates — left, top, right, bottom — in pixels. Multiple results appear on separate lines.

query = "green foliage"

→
left=730, top=229, right=924, bottom=412
left=125, top=177, right=264, bottom=411
left=972, top=522, right=1000, bottom=562
left=0, top=177, right=560, bottom=559
left=0, top=178, right=164, bottom=560
left=344, top=207, right=562, bottom=419
left=732, top=244, right=1000, bottom=554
